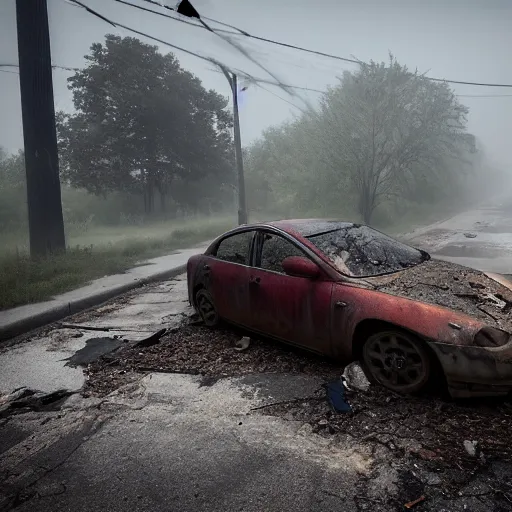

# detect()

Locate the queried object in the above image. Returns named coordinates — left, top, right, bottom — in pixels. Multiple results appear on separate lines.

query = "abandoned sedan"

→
left=187, top=220, right=512, bottom=398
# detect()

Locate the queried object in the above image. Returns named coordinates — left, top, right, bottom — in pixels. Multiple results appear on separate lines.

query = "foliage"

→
left=245, top=56, right=480, bottom=224
left=57, top=35, right=235, bottom=214
left=0, top=216, right=233, bottom=309
left=0, top=150, right=27, bottom=231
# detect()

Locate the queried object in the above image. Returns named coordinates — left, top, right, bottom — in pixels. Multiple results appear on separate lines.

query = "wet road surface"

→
left=403, top=196, right=512, bottom=276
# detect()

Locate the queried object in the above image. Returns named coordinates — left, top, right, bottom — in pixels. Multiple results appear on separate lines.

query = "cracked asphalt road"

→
left=1, top=267, right=512, bottom=510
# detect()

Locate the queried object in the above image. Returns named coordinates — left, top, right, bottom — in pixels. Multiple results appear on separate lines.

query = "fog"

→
left=1, top=0, right=512, bottom=308
left=1, top=0, right=512, bottom=165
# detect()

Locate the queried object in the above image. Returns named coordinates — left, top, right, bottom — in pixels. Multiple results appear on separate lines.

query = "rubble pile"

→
left=374, top=260, right=512, bottom=331
left=83, top=323, right=339, bottom=396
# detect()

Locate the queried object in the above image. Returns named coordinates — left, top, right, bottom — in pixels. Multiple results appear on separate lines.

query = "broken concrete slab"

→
left=0, top=275, right=194, bottom=396
left=0, top=340, right=86, bottom=394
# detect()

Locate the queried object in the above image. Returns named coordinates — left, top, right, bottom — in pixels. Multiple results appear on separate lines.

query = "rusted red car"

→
left=187, top=220, right=512, bottom=397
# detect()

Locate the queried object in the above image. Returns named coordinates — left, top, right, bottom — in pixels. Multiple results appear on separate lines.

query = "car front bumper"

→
left=429, top=339, right=512, bottom=398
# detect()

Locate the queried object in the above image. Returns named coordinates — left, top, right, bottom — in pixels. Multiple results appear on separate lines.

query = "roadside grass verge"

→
left=0, top=217, right=233, bottom=310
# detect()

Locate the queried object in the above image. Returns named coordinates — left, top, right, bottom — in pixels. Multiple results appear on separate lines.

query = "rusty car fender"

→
left=331, top=283, right=485, bottom=361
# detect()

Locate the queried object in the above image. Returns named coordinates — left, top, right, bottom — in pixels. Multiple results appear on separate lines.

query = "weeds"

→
left=0, top=217, right=232, bottom=309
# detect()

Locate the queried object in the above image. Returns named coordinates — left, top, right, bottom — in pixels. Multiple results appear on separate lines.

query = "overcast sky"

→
left=1, top=0, right=512, bottom=169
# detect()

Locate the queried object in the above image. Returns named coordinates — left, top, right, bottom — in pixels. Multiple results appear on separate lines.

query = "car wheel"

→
left=195, top=289, right=219, bottom=327
left=362, top=330, right=431, bottom=394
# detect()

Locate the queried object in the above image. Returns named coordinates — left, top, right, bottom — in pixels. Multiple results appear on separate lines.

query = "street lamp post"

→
left=219, top=66, right=248, bottom=225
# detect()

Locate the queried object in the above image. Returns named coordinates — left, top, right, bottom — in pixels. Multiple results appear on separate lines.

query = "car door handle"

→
left=249, top=276, right=261, bottom=285
left=335, top=301, right=347, bottom=308
left=203, top=264, right=211, bottom=276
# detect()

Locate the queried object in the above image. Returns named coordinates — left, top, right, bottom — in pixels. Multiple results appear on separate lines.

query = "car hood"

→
left=365, top=259, right=512, bottom=332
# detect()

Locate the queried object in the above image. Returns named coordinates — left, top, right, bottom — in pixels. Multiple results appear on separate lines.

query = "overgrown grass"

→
left=0, top=217, right=233, bottom=310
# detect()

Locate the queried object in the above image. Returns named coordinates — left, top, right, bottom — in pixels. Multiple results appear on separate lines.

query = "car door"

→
left=204, top=230, right=255, bottom=327
left=248, top=230, right=333, bottom=355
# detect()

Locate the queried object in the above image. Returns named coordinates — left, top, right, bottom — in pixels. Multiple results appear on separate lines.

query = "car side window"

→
left=215, top=231, right=253, bottom=265
left=260, top=233, right=306, bottom=273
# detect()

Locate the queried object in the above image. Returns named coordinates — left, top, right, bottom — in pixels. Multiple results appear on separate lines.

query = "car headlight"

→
left=474, top=326, right=511, bottom=348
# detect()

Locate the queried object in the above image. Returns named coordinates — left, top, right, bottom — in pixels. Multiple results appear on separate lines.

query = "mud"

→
left=372, top=260, right=512, bottom=332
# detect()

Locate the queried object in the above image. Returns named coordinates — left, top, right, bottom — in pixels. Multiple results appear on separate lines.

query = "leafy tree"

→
left=58, top=35, right=234, bottom=214
left=315, top=58, right=472, bottom=223
left=0, top=149, right=26, bottom=230
left=0, top=149, right=25, bottom=189
left=246, top=57, right=476, bottom=224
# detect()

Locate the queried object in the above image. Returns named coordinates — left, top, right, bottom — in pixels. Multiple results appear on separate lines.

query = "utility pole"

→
left=16, top=0, right=66, bottom=256
left=220, top=67, right=248, bottom=225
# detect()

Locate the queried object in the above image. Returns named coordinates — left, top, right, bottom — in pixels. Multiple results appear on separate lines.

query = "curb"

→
left=0, top=264, right=186, bottom=343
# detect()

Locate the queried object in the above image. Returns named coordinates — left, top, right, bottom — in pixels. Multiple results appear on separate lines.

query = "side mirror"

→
left=282, top=256, right=320, bottom=279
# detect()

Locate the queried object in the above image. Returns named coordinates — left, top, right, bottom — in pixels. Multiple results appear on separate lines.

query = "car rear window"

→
left=215, top=231, right=253, bottom=265
left=306, top=224, right=430, bottom=277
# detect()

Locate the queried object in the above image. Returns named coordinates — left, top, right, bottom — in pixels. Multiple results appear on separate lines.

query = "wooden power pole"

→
left=16, top=0, right=66, bottom=256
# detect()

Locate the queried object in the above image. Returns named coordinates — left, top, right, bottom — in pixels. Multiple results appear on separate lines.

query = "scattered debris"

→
left=234, top=336, right=251, bottom=352
left=404, top=495, right=426, bottom=509
left=464, top=440, right=479, bottom=457
left=342, top=362, right=371, bottom=392
left=83, top=324, right=339, bottom=397
left=464, top=233, right=477, bottom=238
left=134, top=328, right=167, bottom=348
left=324, top=379, right=351, bottom=413
left=59, top=323, right=115, bottom=332
left=0, top=388, right=74, bottom=418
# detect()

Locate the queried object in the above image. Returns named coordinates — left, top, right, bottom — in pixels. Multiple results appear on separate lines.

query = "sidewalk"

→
left=0, top=244, right=208, bottom=342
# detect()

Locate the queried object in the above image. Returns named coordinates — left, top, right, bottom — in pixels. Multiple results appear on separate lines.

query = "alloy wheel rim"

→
left=197, top=293, right=217, bottom=325
left=364, top=333, right=428, bottom=390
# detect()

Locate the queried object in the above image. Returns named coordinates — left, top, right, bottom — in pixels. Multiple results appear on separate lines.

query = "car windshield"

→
left=306, top=224, right=430, bottom=277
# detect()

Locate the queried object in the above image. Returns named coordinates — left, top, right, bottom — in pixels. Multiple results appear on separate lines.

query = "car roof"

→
left=265, top=219, right=358, bottom=237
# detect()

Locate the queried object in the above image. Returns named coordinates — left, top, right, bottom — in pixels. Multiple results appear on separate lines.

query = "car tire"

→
left=194, top=289, right=219, bottom=327
left=361, top=330, right=431, bottom=394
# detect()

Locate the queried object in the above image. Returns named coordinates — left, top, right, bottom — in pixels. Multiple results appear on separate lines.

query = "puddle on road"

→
left=433, top=244, right=505, bottom=258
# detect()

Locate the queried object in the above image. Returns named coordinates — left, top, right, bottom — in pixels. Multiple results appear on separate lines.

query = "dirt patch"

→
left=83, top=323, right=340, bottom=397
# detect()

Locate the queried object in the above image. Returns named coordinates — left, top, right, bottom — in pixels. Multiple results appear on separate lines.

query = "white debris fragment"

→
left=234, top=336, right=251, bottom=352
left=342, top=362, right=371, bottom=392
left=463, top=440, right=478, bottom=457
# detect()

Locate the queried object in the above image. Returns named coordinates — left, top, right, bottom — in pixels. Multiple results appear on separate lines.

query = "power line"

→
left=136, top=0, right=359, bottom=65
left=69, top=0, right=308, bottom=98
left=256, top=83, right=308, bottom=114
left=138, top=0, right=248, bottom=35
left=112, top=0, right=227, bottom=32
left=61, top=0, right=512, bottom=99
left=131, top=0, right=512, bottom=88
left=0, top=63, right=80, bottom=72
left=457, top=94, right=512, bottom=98
left=68, top=0, right=218, bottom=66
